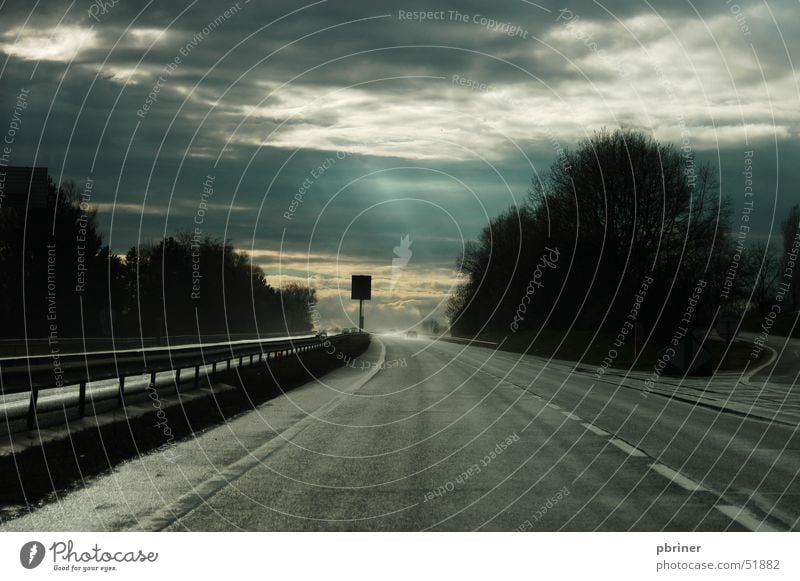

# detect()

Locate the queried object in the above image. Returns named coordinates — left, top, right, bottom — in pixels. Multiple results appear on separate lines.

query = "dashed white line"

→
left=560, top=411, right=581, bottom=421
left=715, top=505, right=781, bottom=532
left=608, top=439, right=648, bottom=457
left=649, top=463, right=705, bottom=492
left=581, top=422, right=610, bottom=437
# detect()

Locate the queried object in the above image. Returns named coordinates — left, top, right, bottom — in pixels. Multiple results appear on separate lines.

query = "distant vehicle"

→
left=406, top=330, right=418, bottom=338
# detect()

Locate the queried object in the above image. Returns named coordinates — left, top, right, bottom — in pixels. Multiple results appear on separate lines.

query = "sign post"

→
left=351, top=275, right=372, bottom=332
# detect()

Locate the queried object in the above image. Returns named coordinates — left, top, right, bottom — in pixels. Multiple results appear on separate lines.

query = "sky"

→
left=0, top=0, right=798, bottom=331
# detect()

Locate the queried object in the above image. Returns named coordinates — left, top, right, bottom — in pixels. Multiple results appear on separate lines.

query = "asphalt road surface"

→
left=2, top=334, right=798, bottom=531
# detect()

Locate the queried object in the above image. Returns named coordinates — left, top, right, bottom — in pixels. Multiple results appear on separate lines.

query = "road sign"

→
left=716, top=315, right=739, bottom=343
left=351, top=275, right=371, bottom=332
left=351, top=275, right=371, bottom=300
left=659, top=334, right=712, bottom=376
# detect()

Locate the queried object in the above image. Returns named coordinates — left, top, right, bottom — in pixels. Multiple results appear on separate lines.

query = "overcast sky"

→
left=1, top=0, right=797, bottom=329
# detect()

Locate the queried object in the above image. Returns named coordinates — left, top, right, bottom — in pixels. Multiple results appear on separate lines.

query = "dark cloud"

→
left=0, top=0, right=797, bottom=328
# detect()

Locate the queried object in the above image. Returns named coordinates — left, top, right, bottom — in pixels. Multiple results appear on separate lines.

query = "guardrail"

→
left=0, top=333, right=362, bottom=428
left=0, top=332, right=294, bottom=357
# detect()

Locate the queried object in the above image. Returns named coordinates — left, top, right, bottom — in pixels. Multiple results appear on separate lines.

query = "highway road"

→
left=2, top=334, right=798, bottom=531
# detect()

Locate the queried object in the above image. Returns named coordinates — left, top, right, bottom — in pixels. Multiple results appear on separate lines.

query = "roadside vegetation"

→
left=0, top=176, right=314, bottom=339
left=476, top=329, right=762, bottom=373
left=447, top=128, right=798, bottom=371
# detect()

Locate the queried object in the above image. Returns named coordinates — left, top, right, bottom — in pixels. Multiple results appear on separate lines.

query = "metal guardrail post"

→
left=78, top=381, right=87, bottom=417
left=3, top=335, right=331, bottom=426
left=26, top=387, right=39, bottom=429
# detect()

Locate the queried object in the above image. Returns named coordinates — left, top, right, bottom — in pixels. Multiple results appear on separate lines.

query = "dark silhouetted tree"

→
left=449, top=129, right=731, bottom=340
left=739, top=241, right=781, bottom=315
left=0, top=178, right=110, bottom=338
left=0, top=173, right=314, bottom=339
left=118, top=235, right=313, bottom=337
left=782, top=204, right=800, bottom=310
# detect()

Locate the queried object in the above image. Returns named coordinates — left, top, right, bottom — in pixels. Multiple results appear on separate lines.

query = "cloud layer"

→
left=1, top=0, right=797, bottom=329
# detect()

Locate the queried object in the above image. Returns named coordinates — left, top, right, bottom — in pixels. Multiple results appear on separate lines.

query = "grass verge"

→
left=455, top=328, right=762, bottom=374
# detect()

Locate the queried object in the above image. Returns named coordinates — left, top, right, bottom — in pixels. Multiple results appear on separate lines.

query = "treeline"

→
left=0, top=177, right=314, bottom=339
left=448, top=128, right=799, bottom=340
left=740, top=205, right=800, bottom=317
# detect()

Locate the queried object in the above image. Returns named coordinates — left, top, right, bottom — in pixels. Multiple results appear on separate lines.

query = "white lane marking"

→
left=136, top=338, right=388, bottom=531
left=560, top=411, right=581, bottom=421
left=740, top=342, right=778, bottom=385
left=609, top=439, right=648, bottom=457
left=648, top=463, right=705, bottom=492
left=548, top=403, right=561, bottom=410
left=581, top=422, right=610, bottom=437
left=715, top=505, right=781, bottom=532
